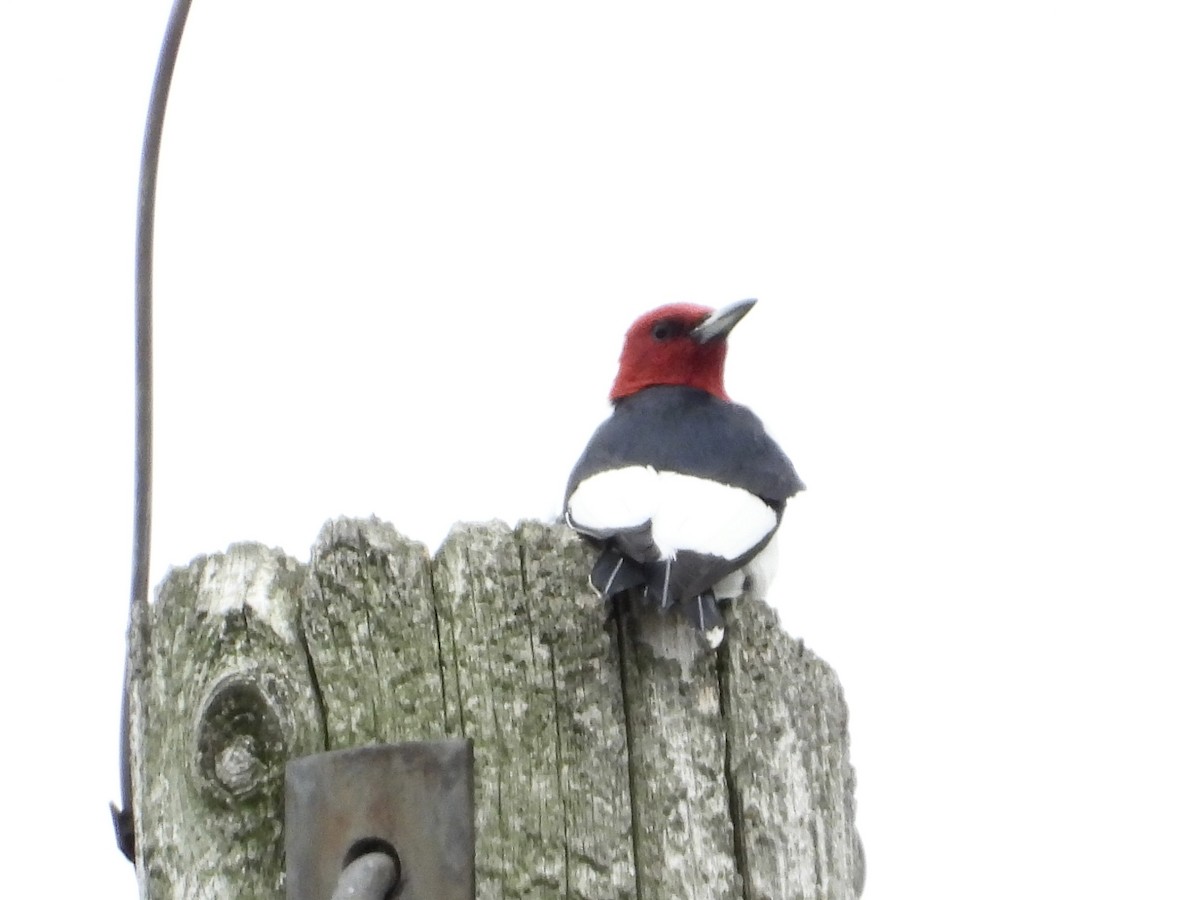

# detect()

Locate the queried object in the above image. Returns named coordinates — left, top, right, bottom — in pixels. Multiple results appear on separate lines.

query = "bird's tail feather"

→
left=589, top=549, right=646, bottom=601
left=680, top=591, right=726, bottom=648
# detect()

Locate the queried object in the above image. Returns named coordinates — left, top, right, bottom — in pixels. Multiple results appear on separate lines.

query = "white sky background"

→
left=2, top=1, right=1198, bottom=896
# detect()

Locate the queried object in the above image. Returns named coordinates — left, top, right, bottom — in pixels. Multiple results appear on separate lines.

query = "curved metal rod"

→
left=332, top=852, right=401, bottom=900
left=111, top=0, right=195, bottom=863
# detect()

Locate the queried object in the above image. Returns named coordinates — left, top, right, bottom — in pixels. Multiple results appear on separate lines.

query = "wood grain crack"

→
left=614, top=594, right=646, bottom=900
left=717, top=638, right=751, bottom=900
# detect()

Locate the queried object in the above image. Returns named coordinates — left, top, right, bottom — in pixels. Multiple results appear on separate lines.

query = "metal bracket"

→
left=285, top=741, right=474, bottom=900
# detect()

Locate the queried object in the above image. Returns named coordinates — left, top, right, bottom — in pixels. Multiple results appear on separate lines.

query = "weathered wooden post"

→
left=125, top=518, right=864, bottom=898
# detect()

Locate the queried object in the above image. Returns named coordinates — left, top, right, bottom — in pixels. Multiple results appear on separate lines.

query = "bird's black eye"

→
left=651, top=320, right=678, bottom=341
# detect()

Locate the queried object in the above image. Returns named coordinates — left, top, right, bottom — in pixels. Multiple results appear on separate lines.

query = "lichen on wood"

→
left=129, top=543, right=323, bottom=899
left=128, top=519, right=863, bottom=899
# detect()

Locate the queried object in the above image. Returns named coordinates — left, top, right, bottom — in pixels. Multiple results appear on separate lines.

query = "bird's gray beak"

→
left=692, top=298, right=757, bottom=344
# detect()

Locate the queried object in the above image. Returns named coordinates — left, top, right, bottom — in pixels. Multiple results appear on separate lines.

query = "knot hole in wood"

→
left=195, top=674, right=286, bottom=805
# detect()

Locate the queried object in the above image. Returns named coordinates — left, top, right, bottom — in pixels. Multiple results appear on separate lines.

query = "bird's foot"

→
left=681, top=590, right=725, bottom=649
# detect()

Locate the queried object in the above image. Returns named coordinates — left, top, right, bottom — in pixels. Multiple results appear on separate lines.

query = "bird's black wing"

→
left=564, top=385, right=803, bottom=505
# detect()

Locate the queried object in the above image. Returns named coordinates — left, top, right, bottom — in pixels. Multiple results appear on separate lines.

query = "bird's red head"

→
left=609, top=299, right=756, bottom=402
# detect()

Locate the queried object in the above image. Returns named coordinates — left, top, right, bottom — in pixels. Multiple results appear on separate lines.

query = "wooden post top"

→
left=126, top=518, right=864, bottom=899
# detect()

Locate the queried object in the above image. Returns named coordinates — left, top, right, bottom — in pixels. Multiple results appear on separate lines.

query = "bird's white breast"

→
left=567, top=465, right=777, bottom=561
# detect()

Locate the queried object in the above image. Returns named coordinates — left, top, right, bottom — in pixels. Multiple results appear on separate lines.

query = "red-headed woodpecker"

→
left=564, top=299, right=803, bottom=647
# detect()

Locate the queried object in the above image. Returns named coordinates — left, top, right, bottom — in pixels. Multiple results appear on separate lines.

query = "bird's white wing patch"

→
left=653, top=471, right=777, bottom=560
left=567, top=465, right=658, bottom=533
left=568, top=466, right=777, bottom=561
